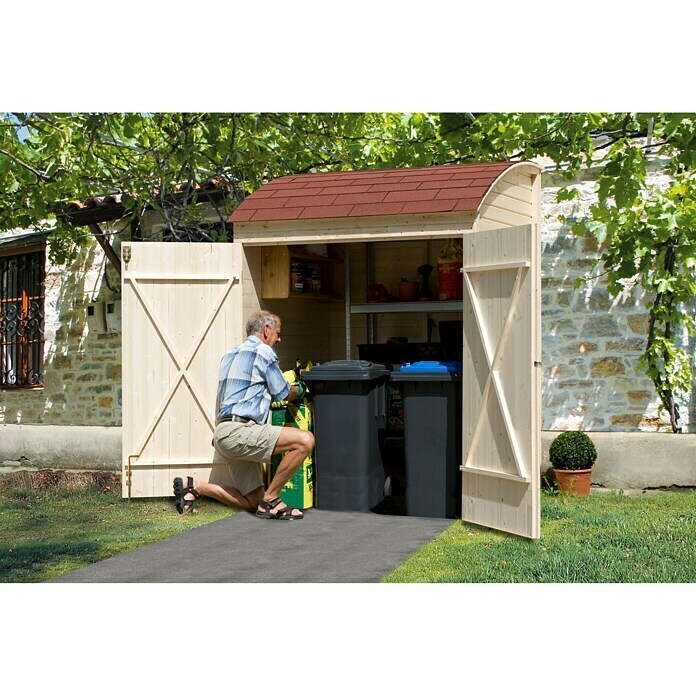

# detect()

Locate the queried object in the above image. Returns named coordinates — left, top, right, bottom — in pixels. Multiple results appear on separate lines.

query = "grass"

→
left=0, top=470, right=237, bottom=583
left=383, top=489, right=696, bottom=582
left=2, top=471, right=694, bottom=584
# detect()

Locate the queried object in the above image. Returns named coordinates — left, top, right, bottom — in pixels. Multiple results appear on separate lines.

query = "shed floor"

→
left=48, top=509, right=452, bottom=583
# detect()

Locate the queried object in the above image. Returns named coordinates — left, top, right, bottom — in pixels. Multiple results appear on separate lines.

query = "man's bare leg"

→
left=179, top=481, right=264, bottom=512
left=194, top=481, right=252, bottom=510
left=258, top=427, right=315, bottom=518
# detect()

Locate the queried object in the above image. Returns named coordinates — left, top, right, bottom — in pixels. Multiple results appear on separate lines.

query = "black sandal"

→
left=256, top=497, right=304, bottom=521
left=173, top=476, right=199, bottom=515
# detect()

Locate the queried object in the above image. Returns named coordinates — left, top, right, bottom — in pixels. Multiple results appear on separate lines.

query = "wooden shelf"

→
left=350, top=300, right=463, bottom=314
left=279, top=293, right=343, bottom=302
left=289, top=251, right=343, bottom=264
left=261, top=245, right=345, bottom=299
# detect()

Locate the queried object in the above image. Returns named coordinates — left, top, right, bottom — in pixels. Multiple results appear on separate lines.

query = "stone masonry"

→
left=539, top=158, right=692, bottom=432
left=0, top=230, right=123, bottom=427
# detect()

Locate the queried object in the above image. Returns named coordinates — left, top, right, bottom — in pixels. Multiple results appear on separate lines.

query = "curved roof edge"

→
left=476, top=161, right=542, bottom=215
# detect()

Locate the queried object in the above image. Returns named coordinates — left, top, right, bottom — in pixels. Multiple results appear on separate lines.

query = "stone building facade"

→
left=0, top=226, right=124, bottom=427
left=0, top=161, right=692, bottom=433
left=539, top=158, right=692, bottom=432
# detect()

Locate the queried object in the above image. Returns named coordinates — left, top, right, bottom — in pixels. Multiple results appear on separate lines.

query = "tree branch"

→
left=0, top=148, right=54, bottom=182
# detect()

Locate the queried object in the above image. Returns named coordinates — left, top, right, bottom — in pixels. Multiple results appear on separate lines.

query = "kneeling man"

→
left=173, top=310, right=313, bottom=521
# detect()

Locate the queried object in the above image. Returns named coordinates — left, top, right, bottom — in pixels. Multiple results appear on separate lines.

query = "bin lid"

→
left=303, top=360, right=390, bottom=381
left=391, top=361, right=462, bottom=381
left=399, top=361, right=462, bottom=373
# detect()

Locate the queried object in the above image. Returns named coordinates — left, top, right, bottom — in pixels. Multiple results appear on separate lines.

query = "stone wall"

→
left=539, top=159, right=693, bottom=432
left=0, top=229, right=123, bottom=426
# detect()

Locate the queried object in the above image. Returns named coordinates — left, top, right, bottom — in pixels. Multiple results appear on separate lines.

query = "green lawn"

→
left=383, top=489, right=696, bottom=582
left=2, top=471, right=694, bottom=583
left=0, top=471, right=237, bottom=583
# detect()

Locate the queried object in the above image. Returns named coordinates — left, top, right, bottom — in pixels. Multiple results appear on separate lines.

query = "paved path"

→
left=50, top=509, right=452, bottom=583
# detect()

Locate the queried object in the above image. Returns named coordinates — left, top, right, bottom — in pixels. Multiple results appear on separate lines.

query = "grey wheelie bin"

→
left=390, top=361, right=462, bottom=518
left=302, top=360, right=390, bottom=511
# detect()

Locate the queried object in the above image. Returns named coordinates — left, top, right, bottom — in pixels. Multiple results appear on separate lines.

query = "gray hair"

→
left=246, top=310, right=279, bottom=337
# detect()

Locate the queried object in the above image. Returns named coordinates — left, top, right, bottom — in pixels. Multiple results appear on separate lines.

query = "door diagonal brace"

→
left=462, top=263, right=529, bottom=480
left=126, top=275, right=238, bottom=459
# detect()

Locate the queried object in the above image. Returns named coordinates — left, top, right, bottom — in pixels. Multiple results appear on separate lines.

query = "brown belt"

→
left=218, top=415, right=256, bottom=425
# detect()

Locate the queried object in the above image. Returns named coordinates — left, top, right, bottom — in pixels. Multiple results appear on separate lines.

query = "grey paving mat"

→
left=49, top=509, right=453, bottom=583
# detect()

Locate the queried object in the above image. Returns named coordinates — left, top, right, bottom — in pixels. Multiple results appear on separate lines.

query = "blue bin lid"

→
left=398, top=360, right=462, bottom=373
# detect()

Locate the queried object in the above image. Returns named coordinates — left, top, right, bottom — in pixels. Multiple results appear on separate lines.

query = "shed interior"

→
left=243, top=239, right=465, bottom=368
left=239, top=238, right=467, bottom=516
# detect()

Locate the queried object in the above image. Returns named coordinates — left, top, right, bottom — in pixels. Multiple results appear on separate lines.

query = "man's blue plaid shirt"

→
left=216, top=335, right=290, bottom=424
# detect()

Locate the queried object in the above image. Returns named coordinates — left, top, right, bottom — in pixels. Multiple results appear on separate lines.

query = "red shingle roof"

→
left=229, top=162, right=516, bottom=223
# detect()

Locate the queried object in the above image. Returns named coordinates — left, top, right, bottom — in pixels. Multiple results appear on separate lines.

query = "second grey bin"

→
left=391, top=363, right=462, bottom=518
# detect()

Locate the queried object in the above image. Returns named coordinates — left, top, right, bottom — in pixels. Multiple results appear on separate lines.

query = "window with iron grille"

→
left=0, top=246, right=46, bottom=388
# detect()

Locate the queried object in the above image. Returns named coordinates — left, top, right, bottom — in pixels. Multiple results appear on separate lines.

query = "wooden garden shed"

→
left=121, top=160, right=542, bottom=538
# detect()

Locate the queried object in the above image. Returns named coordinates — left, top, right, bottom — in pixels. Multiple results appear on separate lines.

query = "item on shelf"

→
left=365, top=283, right=394, bottom=303
left=437, top=240, right=463, bottom=300
left=291, top=261, right=304, bottom=293
left=417, top=264, right=434, bottom=301
left=310, top=266, right=321, bottom=293
left=302, top=263, right=315, bottom=293
left=398, top=278, right=419, bottom=302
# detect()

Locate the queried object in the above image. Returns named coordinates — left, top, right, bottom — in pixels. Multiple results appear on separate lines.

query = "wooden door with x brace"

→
left=461, top=224, right=541, bottom=539
left=121, top=242, right=244, bottom=498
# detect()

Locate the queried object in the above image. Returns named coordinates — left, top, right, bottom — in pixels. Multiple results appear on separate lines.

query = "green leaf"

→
left=587, top=220, right=608, bottom=245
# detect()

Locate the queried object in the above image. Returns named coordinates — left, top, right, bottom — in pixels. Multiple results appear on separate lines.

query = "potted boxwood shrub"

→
left=548, top=431, right=597, bottom=495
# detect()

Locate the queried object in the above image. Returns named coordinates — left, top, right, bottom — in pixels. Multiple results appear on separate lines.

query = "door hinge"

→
left=534, top=361, right=542, bottom=368
left=126, top=455, right=137, bottom=500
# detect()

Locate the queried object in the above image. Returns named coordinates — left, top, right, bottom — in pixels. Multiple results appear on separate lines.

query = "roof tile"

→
left=350, top=202, right=406, bottom=217
left=417, top=179, right=475, bottom=190
left=250, top=207, right=302, bottom=221
left=239, top=197, right=288, bottom=210
left=303, top=178, right=358, bottom=188
left=314, top=184, right=372, bottom=195
left=435, top=186, right=481, bottom=200
left=228, top=208, right=256, bottom=222
left=384, top=189, right=437, bottom=203
left=401, top=200, right=458, bottom=214
left=297, top=205, right=355, bottom=219
left=367, top=182, right=420, bottom=192
left=333, top=192, right=388, bottom=205
left=279, top=188, right=328, bottom=198
left=282, top=194, right=337, bottom=207
left=452, top=197, right=482, bottom=211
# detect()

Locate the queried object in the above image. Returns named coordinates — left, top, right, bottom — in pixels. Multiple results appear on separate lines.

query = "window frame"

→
left=0, top=242, right=47, bottom=390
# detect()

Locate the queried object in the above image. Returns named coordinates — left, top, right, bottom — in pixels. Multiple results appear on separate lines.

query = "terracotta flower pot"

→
left=553, top=468, right=592, bottom=495
left=398, top=280, right=420, bottom=302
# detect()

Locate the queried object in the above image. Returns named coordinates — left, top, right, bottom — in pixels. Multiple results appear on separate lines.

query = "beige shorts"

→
left=212, top=420, right=283, bottom=496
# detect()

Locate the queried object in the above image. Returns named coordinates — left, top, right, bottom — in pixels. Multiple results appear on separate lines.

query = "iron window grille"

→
left=0, top=246, right=46, bottom=388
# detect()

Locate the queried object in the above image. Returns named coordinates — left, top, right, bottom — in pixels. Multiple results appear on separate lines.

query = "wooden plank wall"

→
left=461, top=225, right=539, bottom=537
left=123, top=243, right=243, bottom=497
left=244, top=246, right=335, bottom=370
left=477, top=171, right=535, bottom=232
